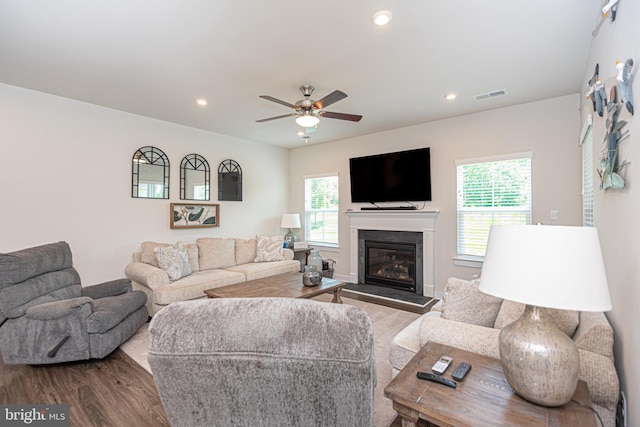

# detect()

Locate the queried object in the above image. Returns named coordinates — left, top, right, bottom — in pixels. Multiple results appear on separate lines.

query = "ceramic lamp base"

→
left=499, top=304, right=580, bottom=407
left=284, top=229, right=297, bottom=247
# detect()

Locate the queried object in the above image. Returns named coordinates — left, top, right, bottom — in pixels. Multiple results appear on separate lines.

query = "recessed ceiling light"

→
left=444, top=93, right=457, bottom=101
left=196, top=98, right=208, bottom=107
left=372, top=10, right=392, bottom=26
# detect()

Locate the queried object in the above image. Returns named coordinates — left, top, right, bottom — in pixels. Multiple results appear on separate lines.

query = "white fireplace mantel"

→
left=346, top=210, right=439, bottom=298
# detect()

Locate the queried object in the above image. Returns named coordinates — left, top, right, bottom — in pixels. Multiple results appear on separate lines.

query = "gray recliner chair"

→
left=0, top=241, right=149, bottom=364
left=149, top=298, right=376, bottom=427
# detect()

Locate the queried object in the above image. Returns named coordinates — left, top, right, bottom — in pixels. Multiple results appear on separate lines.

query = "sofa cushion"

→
left=226, top=260, right=300, bottom=281
left=254, top=235, right=285, bottom=262
left=197, top=238, right=236, bottom=270
left=154, top=242, right=192, bottom=282
left=493, top=300, right=580, bottom=337
left=441, top=277, right=503, bottom=327
left=153, top=269, right=245, bottom=305
left=235, top=238, right=257, bottom=265
left=141, top=241, right=199, bottom=273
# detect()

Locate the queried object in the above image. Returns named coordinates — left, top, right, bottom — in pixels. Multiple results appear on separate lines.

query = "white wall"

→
left=581, top=3, right=640, bottom=425
left=0, top=83, right=290, bottom=285
left=289, top=94, right=583, bottom=296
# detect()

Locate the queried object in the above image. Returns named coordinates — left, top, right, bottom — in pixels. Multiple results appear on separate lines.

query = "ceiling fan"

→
left=256, top=85, right=363, bottom=128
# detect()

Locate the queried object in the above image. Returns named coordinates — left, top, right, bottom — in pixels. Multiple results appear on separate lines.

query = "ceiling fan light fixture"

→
left=295, top=113, right=320, bottom=128
left=372, top=10, right=392, bottom=26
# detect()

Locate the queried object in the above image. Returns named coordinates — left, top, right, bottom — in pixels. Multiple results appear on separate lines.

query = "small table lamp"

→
left=479, top=225, right=612, bottom=407
left=280, top=213, right=301, bottom=247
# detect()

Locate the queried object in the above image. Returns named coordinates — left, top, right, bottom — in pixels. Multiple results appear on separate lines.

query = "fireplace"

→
left=358, top=229, right=423, bottom=294
left=347, top=210, right=438, bottom=298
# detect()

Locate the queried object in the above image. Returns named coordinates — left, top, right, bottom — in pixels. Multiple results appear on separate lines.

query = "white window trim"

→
left=455, top=151, right=534, bottom=166
left=304, top=172, right=340, bottom=246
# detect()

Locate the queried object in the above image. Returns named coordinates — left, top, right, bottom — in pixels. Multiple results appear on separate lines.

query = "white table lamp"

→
left=479, top=225, right=612, bottom=407
left=280, top=213, right=301, bottom=247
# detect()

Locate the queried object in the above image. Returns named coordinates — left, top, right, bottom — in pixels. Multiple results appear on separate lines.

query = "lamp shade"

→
left=479, top=225, right=612, bottom=312
left=295, top=113, right=320, bottom=128
left=280, top=213, right=301, bottom=229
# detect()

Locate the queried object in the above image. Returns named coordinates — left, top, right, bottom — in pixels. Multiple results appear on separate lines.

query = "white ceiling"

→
left=0, top=1, right=600, bottom=148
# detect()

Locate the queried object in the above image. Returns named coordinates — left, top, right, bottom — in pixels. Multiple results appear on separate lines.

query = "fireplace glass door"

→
left=364, top=241, right=416, bottom=291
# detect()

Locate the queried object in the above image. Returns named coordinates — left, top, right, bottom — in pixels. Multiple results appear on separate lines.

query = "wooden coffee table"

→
left=384, top=342, right=597, bottom=427
left=203, top=271, right=346, bottom=303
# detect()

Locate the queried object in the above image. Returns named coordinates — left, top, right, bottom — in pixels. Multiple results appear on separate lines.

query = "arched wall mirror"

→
left=218, top=159, right=243, bottom=201
left=132, top=146, right=169, bottom=199
left=180, top=154, right=210, bottom=201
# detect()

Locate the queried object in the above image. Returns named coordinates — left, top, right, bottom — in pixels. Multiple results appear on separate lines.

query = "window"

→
left=304, top=174, right=339, bottom=246
left=456, top=152, right=532, bottom=258
left=581, top=117, right=594, bottom=227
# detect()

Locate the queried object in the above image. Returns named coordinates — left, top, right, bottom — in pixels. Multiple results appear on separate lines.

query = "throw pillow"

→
left=493, top=300, right=580, bottom=337
left=196, top=238, right=236, bottom=270
left=441, top=277, right=503, bottom=327
left=254, top=235, right=285, bottom=262
left=235, top=238, right=257, bottom=265
left=154, top=241, right=192, bottom=282
left=141, top=241, right=168, bottom=267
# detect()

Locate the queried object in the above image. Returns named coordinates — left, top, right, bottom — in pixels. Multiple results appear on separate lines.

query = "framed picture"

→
left=170, top=203, right=219, bottom=229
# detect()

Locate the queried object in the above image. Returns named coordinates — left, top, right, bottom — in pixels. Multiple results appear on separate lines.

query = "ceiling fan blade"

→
left=313, top=90, right=347, bottom=110
left=259, top=95, right=295, bottom=109
left=319, top=111, right=363, bottom=122
left=256, top=113, right=297, bottom=123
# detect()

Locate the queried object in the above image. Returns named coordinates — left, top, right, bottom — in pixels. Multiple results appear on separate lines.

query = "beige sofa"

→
left=390, top=277, right=620, bottom=427
left=125, top=237, right=300, bottom=316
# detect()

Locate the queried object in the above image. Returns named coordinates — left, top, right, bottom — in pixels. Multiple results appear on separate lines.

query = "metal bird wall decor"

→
left=597, top=58, right=634, bottom=190
left=586, top=64, right=607, bottom=117
left=616, top=58, right=634, bottom=115
left=602, top=0, right=620, bottom=22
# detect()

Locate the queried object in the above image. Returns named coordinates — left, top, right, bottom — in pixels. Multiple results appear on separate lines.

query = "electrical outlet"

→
left=550, top=210, right=558, bottom=221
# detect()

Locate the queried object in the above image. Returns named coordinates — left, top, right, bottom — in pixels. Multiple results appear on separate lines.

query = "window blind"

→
left=581, top=123, right=594, bottom=227
left=456, top=154, right=532, bottom=257
left=304, top=174, right=339, bottom=245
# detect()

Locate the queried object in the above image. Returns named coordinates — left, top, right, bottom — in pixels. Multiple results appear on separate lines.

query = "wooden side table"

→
left=291, top=247, right=310, bottom=271
left=384, top=342, right=597, bottom=427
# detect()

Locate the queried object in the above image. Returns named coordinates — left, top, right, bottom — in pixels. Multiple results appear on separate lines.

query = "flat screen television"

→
left=349, top=147, right=431, bottom=203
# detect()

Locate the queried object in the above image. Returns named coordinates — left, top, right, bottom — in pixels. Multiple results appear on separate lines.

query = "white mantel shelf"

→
left=346, top=210, right=439, bottom=298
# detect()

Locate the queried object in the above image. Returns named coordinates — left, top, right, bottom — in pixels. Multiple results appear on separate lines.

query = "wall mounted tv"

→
left=349, top=147, right=432, bottom=203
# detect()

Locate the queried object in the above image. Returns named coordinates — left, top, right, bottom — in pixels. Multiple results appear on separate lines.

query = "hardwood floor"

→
left=0, top=349, right=170, bottom=427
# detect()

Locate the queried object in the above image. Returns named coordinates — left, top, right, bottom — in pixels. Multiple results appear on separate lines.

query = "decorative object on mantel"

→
left=132, top=146, right=169, bottom=199
left=280, top=213, right=301, bottom=247
left=180, top=154, right=210, bottom=201
left=479, top=225, right=612, bottom=407
left=170, top=203, right=219, bottom=229
left=218, top=159, right=242, bottom=201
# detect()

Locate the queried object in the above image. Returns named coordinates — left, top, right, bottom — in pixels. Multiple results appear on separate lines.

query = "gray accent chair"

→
left=149, top=298, right=376, bottom=427
left=0, top=241, right=149, bottom=364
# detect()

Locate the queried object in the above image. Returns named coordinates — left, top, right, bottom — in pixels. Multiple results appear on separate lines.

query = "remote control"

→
left=431, top=355, right=453, bottom=375
left=451, top=362, right=472, bottom=381
left=416, top=371, right=457, bottom=388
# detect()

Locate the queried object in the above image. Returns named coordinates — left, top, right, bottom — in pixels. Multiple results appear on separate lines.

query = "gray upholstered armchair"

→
left=0, top=241, right=149, bottom=364
left=149, top=298, right=376, bottom=427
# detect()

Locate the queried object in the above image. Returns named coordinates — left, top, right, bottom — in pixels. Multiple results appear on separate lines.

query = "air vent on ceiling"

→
left=474, top=89, right=507, bottom=101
